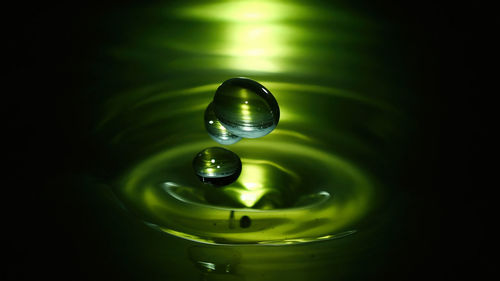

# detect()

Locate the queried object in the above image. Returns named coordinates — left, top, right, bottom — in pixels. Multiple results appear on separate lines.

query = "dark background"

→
left=4, top=0, right=494, bottom=280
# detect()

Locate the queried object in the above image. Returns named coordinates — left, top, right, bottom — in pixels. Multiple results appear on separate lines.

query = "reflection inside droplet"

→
left=193, top=147, right=242, bottom=186
left=204, top=102, right=242, bottom=145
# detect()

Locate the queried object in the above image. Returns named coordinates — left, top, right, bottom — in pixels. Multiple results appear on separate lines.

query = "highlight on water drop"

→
left=192, top=147, right=242, bottom=186
left=204, top=102, right=242, bottom=145
left=213, top=77, right=280, bottom=139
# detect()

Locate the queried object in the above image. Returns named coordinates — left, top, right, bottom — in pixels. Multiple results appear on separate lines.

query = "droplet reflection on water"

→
left=188, top=246, right=241, bottom=275
left=193, top=147, right=242, bottom=186
left=213, top=78, right=280, bottom=138
left=204, top=102, right=242, bottom=145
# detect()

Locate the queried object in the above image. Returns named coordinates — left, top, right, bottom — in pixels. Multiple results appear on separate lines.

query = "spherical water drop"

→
left=193, top=147, right=242, bottom=186
left=213, top=77, right=279, bottom=138
left=239, top=216, right=251, bottom=228
left=204, top=102, right=242, bottom=145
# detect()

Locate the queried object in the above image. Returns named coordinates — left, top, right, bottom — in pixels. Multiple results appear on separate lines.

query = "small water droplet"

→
left=204, top=102, right=242, bottom=145
left=193, top=147, right=242, bottom=186
left=213, top=77, right=279, bottom=138
left=239, top=216, right=251, bottom=228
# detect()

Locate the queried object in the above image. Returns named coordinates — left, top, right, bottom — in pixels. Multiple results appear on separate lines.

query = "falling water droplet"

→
left=204, top=102, right=242, bottom=145
left=213, top=77, right=279, bottom=138
left=193, top=147, right=242, bottom=186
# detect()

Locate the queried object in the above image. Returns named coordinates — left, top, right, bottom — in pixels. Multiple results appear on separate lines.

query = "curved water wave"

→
left=114, top=139, right=373, bottom=245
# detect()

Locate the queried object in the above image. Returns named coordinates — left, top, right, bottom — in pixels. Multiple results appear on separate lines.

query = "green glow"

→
left=221, top=23, right=293, bottom=72
left=176, top=0, right=318, bottom=22
left=162, top=0, right=368, bottom=73
left=220, top=159, right=299, bottom=208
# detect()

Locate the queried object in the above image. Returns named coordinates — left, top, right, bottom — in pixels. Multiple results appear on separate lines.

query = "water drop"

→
left=204, top=102, right=242, bottom=145
left=239, top=216, right=251, bottom=228
left=193, top=147, right=242, bottom=186
left=213, top=77, right=279, bottom=138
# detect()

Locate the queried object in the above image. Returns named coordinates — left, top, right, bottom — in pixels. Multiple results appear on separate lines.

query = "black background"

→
left=4, top=1, right=494, bottom=280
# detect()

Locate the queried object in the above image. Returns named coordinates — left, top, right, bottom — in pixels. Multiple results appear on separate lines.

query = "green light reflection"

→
left=151, top=0, right=375, bottom=74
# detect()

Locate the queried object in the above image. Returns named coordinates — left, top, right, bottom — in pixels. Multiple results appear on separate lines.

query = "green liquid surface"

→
left=115, top=139, right=372, bottom=245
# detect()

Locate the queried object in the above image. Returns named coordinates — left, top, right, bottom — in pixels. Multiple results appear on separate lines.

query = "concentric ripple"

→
left=115, top=139, right=373, bottom=245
